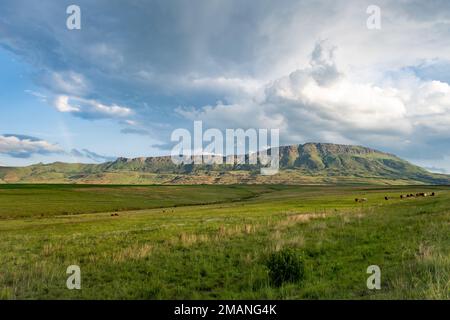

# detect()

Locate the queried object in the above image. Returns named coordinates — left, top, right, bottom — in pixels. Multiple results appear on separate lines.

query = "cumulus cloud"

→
left=0, top=134, right=117, bottom=164
left=0, top=134, right=63, bottom=158
left=177, top=42, right=450, bottom=158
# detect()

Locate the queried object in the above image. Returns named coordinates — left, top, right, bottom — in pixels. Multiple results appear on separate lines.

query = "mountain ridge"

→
left=1, top=143, right=449, bottom=185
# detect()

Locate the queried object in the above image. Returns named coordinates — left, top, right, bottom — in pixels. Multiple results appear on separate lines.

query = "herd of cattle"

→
left=355, top=192, right=436, bottom=203
left=398, top=192, right=435, bottom=199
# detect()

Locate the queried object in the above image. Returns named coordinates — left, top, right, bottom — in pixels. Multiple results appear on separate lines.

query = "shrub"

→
left=265, top=248, right=305, bottom=287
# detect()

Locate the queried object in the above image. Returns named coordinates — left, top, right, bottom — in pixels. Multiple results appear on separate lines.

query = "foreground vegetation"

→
left=0, top=184, right=449, bottom=299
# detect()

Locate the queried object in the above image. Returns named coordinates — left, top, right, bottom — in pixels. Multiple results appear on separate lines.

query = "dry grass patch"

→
left=276, top=212, right=328, bottom=230
left=112, top=243, right=154, bottom=263
left=42, top=242, right=65, bottom=257
left=178, top=232, right=209, bottom=246
left=216, top=224, right=257, bottom=239
left=416, top=243, right=434, bottom=262
left=270, top=230, right=305, bottom=251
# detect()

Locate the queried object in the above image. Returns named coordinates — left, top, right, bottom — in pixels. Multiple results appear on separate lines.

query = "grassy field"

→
left=0, top=184, right=273, bottom=218
left=0, top=184, right=449, bottom=299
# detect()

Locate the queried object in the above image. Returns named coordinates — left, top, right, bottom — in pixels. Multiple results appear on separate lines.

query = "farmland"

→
left=0, top=184, right=449, bottom=299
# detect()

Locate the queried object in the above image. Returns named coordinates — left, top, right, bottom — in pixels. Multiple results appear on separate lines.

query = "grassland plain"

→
left=0, top=184, right=449, bottom=299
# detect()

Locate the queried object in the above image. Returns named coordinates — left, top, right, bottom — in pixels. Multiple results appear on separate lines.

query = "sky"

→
left=0, top=0, right=450, bottom=172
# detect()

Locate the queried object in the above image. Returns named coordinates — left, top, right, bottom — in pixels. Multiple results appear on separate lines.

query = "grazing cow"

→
left=355, top=198, right=368, bottom=203
left=416, top=192, right=426, bottom=197
left=385, top=196, right=389, bottom=200
left=431, top=192, right=435, bottom=196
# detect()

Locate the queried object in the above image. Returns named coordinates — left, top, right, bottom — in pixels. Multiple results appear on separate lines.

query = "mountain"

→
left=1, top=143, right=449, bottom=185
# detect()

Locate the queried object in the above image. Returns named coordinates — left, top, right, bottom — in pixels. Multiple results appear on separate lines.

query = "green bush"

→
left=265, top=248, right=305, bottom=287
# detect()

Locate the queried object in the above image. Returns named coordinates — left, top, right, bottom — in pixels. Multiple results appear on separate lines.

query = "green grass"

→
left=0, top=184, right=272, bottom=218
left=0, top=184, right=449, bottom=299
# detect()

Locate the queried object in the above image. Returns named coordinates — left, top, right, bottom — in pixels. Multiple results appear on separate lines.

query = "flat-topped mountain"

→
left=1, top=143, right=449, bottom=185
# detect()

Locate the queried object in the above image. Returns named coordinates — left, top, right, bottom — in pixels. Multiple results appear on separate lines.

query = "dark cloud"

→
left=2, top=134, right=41, bottom=142
left=0, top=0, right=335, bottom=116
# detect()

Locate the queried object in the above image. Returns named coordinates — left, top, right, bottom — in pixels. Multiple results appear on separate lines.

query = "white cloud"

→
left=0, top=135, right=62, bottom=158
left=177, top=42, right=450, bottom=155
left=54, top=95, right=133, bottom=119
left=55, top=96, right=80, bottom=112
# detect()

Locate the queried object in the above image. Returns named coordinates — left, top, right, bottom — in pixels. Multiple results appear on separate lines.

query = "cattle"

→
left=401, top=192, right=436, bottom=199
left=356, top=192, right=436, bottom=204
left=416, top=192, right=425, bottom=197
left=416, top=192, right=429, bottom=197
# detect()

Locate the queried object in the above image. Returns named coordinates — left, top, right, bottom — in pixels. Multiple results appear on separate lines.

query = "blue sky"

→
left=0, top=42, right=161, bottom=165
left=1, top=0, right=450, bottom=172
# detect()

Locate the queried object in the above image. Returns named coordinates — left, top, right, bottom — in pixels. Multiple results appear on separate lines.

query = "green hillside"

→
left=0, top=143, right=449, bottom=185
